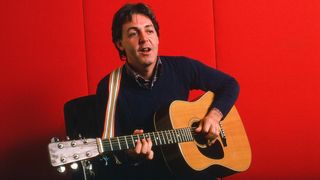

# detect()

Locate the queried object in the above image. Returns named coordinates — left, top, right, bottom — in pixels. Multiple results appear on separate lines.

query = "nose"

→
left=139, top=31, right=148, bottom=44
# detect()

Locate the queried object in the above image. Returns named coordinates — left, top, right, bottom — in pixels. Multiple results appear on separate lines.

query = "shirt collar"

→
left=125, top=57, right=162, bottom=89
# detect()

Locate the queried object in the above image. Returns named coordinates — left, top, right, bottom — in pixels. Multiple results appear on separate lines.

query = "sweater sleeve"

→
left=179, top=56, right=240, bottom=117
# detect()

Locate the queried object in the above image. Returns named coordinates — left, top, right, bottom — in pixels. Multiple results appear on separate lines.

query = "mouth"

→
left=138, top=47, right=152, bottom=54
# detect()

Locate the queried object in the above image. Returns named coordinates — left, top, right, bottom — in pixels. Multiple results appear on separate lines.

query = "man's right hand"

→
left=126, top=129, right=154, bottom=160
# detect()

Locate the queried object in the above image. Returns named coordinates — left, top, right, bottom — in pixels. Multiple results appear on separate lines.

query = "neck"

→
left=127, top=61, right=157, bottom=80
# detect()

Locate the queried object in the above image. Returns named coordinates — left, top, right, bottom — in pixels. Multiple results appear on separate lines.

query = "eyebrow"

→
left=126, top=24, right=154, bottom=33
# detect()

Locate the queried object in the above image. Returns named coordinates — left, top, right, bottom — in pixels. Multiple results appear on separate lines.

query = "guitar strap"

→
left=102, top=67, right=122, bottom=139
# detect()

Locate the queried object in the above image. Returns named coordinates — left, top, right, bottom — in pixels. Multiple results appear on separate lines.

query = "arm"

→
left=179, top=57, right=240, bottom=141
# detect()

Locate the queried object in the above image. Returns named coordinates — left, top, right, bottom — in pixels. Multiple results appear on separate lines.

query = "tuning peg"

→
left=66, top=136, right=70, bottom=140
left=51, top=137, right=59, bottom=143
left=78, top=134, right=82, bottom=138
left=70, top=163, right=79, bottom=170
left=57, top=166, right=66, bottom=173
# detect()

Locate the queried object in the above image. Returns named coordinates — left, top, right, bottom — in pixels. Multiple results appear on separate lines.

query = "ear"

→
left=116, top=41, right=124, bottom=51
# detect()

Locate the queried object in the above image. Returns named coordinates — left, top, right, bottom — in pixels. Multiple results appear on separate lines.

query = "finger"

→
left=209, top=125, right=215, bottom=135
left=147, top=138, right=153, bottom=148
left=202, top=120, right=211, bottom=133
left=215, top=125, right=220, bottom=136
left=195, top=121, right=203, bottom=133
left=206, top=131, right=216, bottom=140
left=141, top=139, right=148, bottom=154
left=135, top=140, right=142, bottom=154
left=147, top=150, right=154, bottom=160
left=133, top=129, right=143, bottom=135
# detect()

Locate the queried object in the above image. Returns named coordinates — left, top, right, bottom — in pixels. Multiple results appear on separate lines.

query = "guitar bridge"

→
left=219, top=122, right=227, bottom=147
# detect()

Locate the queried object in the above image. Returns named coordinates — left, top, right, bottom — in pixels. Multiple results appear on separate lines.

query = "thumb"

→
left=195, top=121, right=202, bottom=133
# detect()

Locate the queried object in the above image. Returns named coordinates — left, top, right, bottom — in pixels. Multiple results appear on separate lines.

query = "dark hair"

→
left=112, top=3, right=160, bottom=60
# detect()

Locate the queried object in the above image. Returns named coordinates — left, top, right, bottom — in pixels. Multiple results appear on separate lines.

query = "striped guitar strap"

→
left=102, top=67, right=122, bottom=139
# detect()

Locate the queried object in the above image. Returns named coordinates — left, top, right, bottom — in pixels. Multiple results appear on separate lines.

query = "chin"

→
left=141, top=56, right=156, bottom=65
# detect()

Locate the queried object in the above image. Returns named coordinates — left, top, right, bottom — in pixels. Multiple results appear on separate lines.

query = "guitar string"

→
left=101, top=128, right=198, bottom=149
left=69, top=127, right=197, bottom=147
left=69, top=128, right=206, bottom=152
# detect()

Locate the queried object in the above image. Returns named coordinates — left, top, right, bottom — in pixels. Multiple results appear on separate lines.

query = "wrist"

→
left=210, top=107, right=223, bottom=120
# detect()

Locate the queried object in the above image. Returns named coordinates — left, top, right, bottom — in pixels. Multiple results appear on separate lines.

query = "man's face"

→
left=117, top=13, right=159, bottom=71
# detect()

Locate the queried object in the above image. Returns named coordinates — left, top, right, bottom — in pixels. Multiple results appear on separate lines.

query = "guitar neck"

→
left=100, top=127, right=195, bottom=152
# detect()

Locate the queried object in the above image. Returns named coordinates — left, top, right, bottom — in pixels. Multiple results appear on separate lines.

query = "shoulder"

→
left=160, top=55, right=196, bottom=62
left=97, top=67, right=124, bottom=91
left=159, top=56, right=199, bottom=67
left=97, top=74, right=110, bottom=90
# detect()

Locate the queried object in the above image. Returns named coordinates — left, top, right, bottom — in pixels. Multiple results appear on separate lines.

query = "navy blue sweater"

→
left=96, top=56, right=239, bottom=136
left=94, top=56, right=239, bottom=179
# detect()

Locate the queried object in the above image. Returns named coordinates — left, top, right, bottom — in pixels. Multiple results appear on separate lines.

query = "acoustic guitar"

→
left=48, top=91, right=251, bottom=177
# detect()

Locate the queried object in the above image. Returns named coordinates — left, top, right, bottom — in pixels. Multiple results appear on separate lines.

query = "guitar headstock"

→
left=48, top=138, right=99, bottom=167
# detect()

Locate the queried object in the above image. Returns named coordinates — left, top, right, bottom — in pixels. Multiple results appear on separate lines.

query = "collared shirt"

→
left=125, top=58, right=162, bottom=89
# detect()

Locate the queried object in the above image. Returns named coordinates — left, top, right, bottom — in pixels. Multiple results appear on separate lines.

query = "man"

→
left=93, top=3, right=239, bottom=180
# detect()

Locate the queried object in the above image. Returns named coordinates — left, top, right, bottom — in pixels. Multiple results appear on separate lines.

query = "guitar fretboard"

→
left=101, top=127, right=195, bottom=152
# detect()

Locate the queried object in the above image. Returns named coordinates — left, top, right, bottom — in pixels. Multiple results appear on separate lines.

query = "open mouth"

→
left=139, top=47, right=152, bottom=53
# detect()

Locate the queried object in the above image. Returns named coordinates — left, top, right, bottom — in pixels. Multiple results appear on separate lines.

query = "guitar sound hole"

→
left=191, top=121, right=224, bottom=159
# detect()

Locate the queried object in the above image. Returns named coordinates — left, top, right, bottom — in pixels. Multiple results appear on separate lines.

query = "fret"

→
left=109, top=138, right=113, bottom=151
left=147, top=133, right=151, bottom=139
left=184, top=128, right=189, bottom=142
left=186, top=128, right=191, bottom=141
left=117, top=137, right=121, bottom=150
left=152, top=132, right=158, bottom=145
left=164, top=130, right=169, bottom=144
left=161, top=131, right=167, bottom=144
left=124, top=136, right=129, bottom=149
left=179, top=129, right=185, bottom=142
left=175, top=130, right=179, bottom=143
left=140, top=134, right=145, bottom=141
left=176, top=130, right=181, bottom=142
left=157, top=131, right=162, bottom=144
left=171, top=130, right=177, bottom=143
left=110, top=138, right=118, bottom=150
left=168, top=130, right=173, bottom=143
left=182, top=128, right=187, bottom=141
left=130, top=135, right=135, bottom=147
left=188, top=128, right=194, bottom=141
left=184, top=128, right=190, bottom=141
left=185, top=128, right=190, bottom=141
left=180, top=129, right=186, bottom=142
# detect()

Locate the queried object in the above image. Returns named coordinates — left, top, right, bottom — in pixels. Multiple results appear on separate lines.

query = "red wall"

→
left=1, top=0, right=320, bottom=179
left=0, top=0, right=87, bottom=179
left=214, top=1, right=320, bottom=179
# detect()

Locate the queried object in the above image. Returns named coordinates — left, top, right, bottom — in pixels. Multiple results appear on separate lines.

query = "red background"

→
left=1, top=0, right=319, bottom=179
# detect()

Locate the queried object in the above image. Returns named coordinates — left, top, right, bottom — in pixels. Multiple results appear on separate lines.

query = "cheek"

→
left=152, top=37, right=159, bottom=47
left=125, top=46, right=138, bottom=56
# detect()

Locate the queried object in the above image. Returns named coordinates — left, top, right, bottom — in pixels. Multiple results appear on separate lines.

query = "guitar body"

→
left=154, top=91, right=251, bottom=177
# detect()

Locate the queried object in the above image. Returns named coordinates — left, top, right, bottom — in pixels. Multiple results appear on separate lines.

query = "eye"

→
left=146, top=30, right=154, bottom=34
left=128, top=31, right=138, bottom=38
